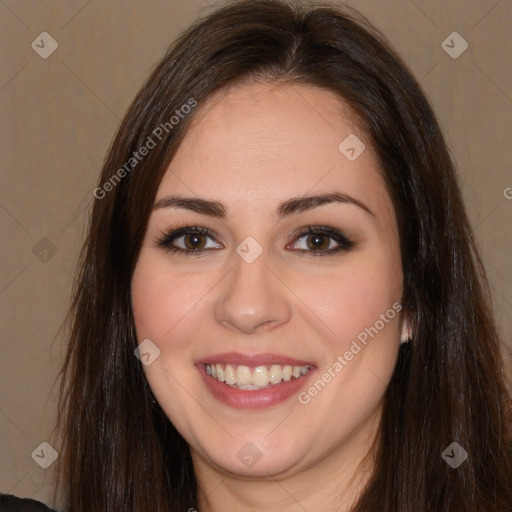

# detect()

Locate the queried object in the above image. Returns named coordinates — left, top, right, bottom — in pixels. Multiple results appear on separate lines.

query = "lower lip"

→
left=197, top=364, right=315, bottom=410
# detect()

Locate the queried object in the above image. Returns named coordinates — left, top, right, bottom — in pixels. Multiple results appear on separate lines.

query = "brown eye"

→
left=288, top=226, right=355, bottom=257
left=156, top=226, right=223, bottom=255
left=183, top=233, right=207, bottom=250
left=305, top=234, right=331, bottom=251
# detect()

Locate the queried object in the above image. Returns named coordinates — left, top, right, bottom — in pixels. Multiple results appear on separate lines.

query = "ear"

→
left=400, top=317, right=412, bottom=344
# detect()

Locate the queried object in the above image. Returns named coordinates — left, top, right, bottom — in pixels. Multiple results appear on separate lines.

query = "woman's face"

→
left=131, top=81, right=404, bottom=480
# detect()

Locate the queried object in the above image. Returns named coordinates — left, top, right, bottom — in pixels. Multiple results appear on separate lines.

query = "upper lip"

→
left=195, top=352, right=315, bottom=368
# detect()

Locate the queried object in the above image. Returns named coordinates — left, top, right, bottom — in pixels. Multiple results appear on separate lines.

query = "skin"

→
left=131, top=81, right=406, bottom=511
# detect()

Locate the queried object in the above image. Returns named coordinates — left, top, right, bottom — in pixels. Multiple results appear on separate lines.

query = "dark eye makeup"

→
left=155, top=224, right=355, bottom=258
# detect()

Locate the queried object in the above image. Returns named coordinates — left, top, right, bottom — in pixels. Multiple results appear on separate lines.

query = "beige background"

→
left=0, top=0, right=511, bottom=508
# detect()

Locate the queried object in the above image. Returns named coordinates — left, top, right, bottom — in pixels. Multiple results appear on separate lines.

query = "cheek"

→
left=131, top=252, right=205, bottom=344
left=130, top=253, right=206, bottom=417
left=291, top=251, right=402, bottom=354
left=293, top=261, right=402, bottom=421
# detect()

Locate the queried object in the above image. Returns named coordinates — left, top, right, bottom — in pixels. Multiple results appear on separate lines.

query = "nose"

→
left=214, top=248, right=292, bottom=334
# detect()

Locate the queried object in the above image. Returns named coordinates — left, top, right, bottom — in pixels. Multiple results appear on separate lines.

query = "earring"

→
left=401, top=323, right=412, bottom=344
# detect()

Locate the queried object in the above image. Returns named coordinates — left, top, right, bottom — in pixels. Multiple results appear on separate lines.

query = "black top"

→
left=0, top=494, right=57, bottom=512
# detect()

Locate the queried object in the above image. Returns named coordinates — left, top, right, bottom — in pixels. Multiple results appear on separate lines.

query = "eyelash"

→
left=155, top=224, right=355, bottom=258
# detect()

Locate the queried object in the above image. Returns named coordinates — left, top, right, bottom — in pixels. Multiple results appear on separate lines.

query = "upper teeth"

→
left=206, top=363, right=310, bottom=389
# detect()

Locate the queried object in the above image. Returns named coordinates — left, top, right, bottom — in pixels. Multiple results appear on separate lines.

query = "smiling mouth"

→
left=205, top=363, right=311, bottom=390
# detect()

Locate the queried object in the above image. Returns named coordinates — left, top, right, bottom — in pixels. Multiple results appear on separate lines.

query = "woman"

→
left=3, top=0, right=511, bottom=510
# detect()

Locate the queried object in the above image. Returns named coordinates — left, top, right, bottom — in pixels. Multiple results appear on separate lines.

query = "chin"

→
left=212, top=447, right=302, bottom=479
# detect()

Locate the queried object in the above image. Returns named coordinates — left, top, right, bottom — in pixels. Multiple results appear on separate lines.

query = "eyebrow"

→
left=152, top=192, right=375, bottom=218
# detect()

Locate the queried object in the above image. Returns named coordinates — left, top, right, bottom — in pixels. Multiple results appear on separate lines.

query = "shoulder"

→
left=0, top=493, right=57, bottom=512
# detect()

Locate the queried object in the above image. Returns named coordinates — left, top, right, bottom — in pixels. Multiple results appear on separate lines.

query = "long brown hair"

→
left=54, top=1, right=512, bottom=510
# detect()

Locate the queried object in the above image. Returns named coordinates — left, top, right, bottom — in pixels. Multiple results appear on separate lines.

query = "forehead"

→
left=156, top=81, right=392, bottom=224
